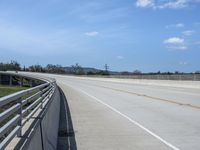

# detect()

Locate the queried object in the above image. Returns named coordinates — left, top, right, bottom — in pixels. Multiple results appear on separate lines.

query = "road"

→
left=24, top=73, right=200, bottom=150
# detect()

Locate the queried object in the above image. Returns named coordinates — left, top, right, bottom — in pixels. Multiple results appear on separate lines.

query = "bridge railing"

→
left=0, top=73, right=56, bottom=150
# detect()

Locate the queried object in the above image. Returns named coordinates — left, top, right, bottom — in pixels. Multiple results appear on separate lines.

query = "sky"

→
left=0, top=0, right=200, bottom=72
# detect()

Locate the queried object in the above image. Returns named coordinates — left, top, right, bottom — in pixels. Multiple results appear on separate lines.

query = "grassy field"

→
left=0, top=85, right=28, bottom=98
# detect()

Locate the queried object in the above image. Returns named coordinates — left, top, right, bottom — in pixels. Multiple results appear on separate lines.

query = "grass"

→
left=0, top=85, right=28, bottom=98
left=0, top=84, right=41, bottom=143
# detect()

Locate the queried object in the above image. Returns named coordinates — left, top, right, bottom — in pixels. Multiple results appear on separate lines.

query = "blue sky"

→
left=0, top=0, right=200, bottom=72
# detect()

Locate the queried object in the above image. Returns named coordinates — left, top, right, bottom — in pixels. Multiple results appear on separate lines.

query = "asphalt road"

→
left=25, top=73, right=200, bottom=150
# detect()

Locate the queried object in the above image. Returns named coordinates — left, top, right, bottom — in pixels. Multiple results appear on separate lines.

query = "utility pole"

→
left=104, top=64, right=109, bottom=72
left=104, top=64, right=109, bottom=75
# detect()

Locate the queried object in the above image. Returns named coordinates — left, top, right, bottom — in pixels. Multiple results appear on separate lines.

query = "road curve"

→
left=22, top=73, right=200, bottom=150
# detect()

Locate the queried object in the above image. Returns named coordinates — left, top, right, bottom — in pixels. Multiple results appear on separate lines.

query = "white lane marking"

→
left=79, top=89, right=180, bottom=150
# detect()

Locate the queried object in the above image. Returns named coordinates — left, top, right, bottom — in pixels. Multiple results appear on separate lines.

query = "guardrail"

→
left=0, top=73, right=56, bottom=150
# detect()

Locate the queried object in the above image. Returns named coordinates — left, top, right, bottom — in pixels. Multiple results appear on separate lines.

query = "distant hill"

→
left=64, top=66, right=102, bottom=74
left=63, top=66, right=119, bottom=75
left=81, top=67, right=102, bottom=73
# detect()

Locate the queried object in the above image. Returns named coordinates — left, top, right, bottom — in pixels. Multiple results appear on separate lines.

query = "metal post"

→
left=9, top=75, right=12, bottom=86
left=17, top=97, right=22, bottom=137
left=20, top=77, right=23, bottom=87
left=0, top=74, right=1, bottom=85
left=40, top=89, right=43, bottom=109
left=30, top=80, right=33, bottom=87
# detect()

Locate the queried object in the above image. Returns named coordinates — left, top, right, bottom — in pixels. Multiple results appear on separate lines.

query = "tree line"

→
left=0, top=61, right=110, bottom=75
left=0, top=61, right=21, bottom=71
left=0, top=60, right=200, bottom=75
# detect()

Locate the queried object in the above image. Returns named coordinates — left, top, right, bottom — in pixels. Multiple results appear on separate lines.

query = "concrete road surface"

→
left=23, top=73, right=200, bottom=150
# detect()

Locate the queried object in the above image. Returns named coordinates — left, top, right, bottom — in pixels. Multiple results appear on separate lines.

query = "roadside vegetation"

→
left=0, top=85, right=28, bottom=98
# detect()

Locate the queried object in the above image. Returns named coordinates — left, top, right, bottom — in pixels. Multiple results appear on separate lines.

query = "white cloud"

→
left=166, top=23, right=184, bottom=28
left=158, top=0, right=188, bottom=9
left=164, top=37, right=187, bottom=50
left=164, top=37, right=184, bottom=44
left=167, top=45, right=187, bottom=50
left=136, top=0, right=200, bottom=9
left=182, top=30, right=195, bottom=36
left=117, top=56, right=124, bottom=59
left=85, top=31, right=99, bottom=36
left=176, top=23, right=185, bottom=27
left=136, top=0, right=154, bottom=8
left=179, top=61, right=188, bottom=65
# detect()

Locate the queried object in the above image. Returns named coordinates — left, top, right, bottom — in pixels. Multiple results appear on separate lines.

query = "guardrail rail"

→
left=0, top=73, right=56, bottom=150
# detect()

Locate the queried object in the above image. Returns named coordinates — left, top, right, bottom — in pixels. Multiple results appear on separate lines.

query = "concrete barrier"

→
left=108, top=74, right=200, bottom=81
left=115, top=79, right=200, bottom=89
left=71, top=76, right=200, bottom=89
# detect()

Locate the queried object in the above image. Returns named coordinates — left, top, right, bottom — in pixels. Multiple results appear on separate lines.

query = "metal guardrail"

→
left=0, top=73, right=56, bottom=150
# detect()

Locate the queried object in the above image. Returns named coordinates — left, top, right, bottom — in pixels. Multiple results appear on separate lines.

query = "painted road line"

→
left=78, top=89, right=180, bottom=150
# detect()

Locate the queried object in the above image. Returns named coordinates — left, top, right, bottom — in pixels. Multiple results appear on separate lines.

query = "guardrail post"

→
left=17, top=97, right=22, bottom=137
left=40, top=89, right=44, bottom=109
left=0, top=74, right=1, bottom=84
left=20, top=77, right=23, bottom=87
left=9, top=75, right=12, bottom=86
left=30, top=80, right=33, bottom=87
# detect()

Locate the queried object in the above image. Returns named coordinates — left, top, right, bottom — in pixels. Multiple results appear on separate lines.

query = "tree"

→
left=10, top=60, right=21, bottom=70
left=195, top=71, right=200, bottom=74
left=71, top=63, right=85, bottom=75
left=29, top=65, right=42, bottom=72
left=133, top=70, right=142, bottom=75
left=175, top=71, right=180, bottom=74
left=0, top=60, right=21, bottom=71
left=45, top=64, right=66, bottom=74
left=23, top=66, right=26, bottom=71
left=120, top=71, right=131, bottom=75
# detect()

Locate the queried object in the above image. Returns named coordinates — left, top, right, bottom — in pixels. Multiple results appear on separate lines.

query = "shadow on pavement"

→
left=57, top=87, right=77, bottom=150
